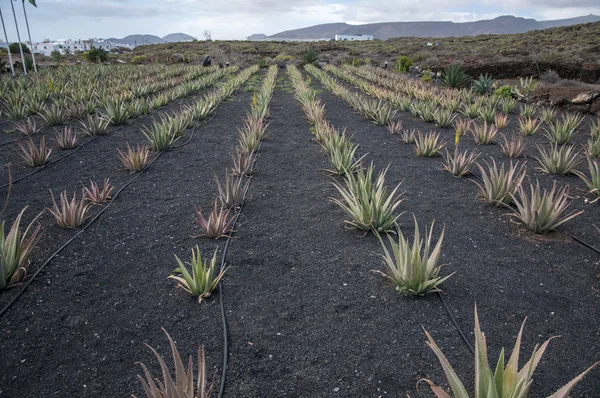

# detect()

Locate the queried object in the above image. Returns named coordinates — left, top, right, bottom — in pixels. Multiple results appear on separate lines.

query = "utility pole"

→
left=9, top=0, right=27, bottom=74
left=21, top=0, right=36, bottom=72
left=0, top=7, right=15, bottom=76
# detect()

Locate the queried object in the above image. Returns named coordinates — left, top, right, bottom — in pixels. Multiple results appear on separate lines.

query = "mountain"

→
left=162, top=33, right=195, bottom=42
left=271, top=23, right=351, bottom=40
left=106, top=34, right=163, bottom=45
left=264, top=14, right=600, bottom=40
left=107, top=33, right=195, bottom=45
left=540, top=14, right=600, bottom=29
left=247, top=33, right=268, bottom=41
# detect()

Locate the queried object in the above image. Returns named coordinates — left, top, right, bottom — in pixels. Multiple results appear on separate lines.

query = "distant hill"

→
left=540, top=14, right=600, bottom=28
left=261, top=14, right=600, bottom=40
left=162, top=33, right=195, bottom=42
left=107, top=33, right=195, bottom=45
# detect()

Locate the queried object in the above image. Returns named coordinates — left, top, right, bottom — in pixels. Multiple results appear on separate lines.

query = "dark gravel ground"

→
left=0, top=76, right=232, bottom=311
left=0, top=78, right=256, bottom=397
left=303, top=72, right=600, bottom=397
left=0, top=70, right=598, bottom=398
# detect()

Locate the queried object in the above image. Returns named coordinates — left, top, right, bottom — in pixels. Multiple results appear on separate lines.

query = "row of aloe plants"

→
left=289, top=64, right=598, bottom=398
left=10, top=67, right=237, bottom=169
left=0, top=64, right=219, bottom=123
left=167, top=65, right=275, bottom=303
left=129, top=65, right=279, bottom=398
left=0, top=66, right=259, bottom=294
left=331, top=64, right=600, bottom=158
left=8, top=65, right=233, bottom=136
left=335, top=64, right=600, bottom=168
left=309, top=65, right=596, bottom=233
left=290, top=64, right=448, bottom=295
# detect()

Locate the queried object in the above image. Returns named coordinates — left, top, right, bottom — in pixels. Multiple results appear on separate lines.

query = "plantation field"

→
left=0, top=64, right=599, bottom=397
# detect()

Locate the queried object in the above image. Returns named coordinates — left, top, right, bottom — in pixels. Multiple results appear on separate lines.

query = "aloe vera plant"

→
left=331, top=164, right=404, bottom=233
left=536, top=144, right=581, bottom=175
left=510, top=181, right=583, bottom=233
left=387, top=120, right=403, bottom=135
left=576, top=158, right=600, bottom=200
left=194, top=200, right=235, bottom=239
left=83, top=179, right=114, bottom=204
left=423, top=306, right=598, bottom=398
left=499, top=134, right=525, bottom=158
left=169, top=247, right=225, bottom=303
left=327, top=143, right=366, bottom=176
left=374, top=217, right=452, bottom=296
left=443, top=146, right=479, bottom=177
left=474, top=160, right=526, bottom=206
left=133, top=329, right=213, bottom=397
left=48, top=190, right=91, bottom=229
left=215, top=171, right=249, bottom=209
left=15, top=137, right=53, bottom=167
left=117, top=144, right=151, bottom=173
left=0, top=208, right=42, bottom=291
left=472, top=121, right=498, bottom=145
left=414, top=131, right=446, bottom=156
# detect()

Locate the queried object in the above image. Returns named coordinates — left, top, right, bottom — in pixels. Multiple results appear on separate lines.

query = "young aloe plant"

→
left=374, top=217, right=452, bottom=296
left=474, top=160, right=526, bottom=206
left=443, top=130, right=479, bottom=177
left=194, top=200, right=235, bottom=239
left=133, top=328, right=213, bottom=398
left=423, top=306, right=599, bottom=398
left=169, top=247, right=226, bottom=303
left=575, top=158, right=600, bottom=200
left=0, top=208, right=42, bottom=291
left=331, top=163, right=404, bottom=233
left=510, top=181, right=583, bottom=234
left=48, top=190, right=91, bottom=229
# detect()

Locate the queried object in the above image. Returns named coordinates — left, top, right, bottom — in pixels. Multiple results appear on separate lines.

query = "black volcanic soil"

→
left=0, top=71, right=598, bottom=398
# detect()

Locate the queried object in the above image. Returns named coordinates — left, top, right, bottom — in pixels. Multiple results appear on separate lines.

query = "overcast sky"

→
left=0, top=0, right=598, bottom=41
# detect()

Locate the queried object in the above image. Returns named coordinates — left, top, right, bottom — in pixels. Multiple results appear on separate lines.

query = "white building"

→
left=334, top=34, right=373, bottom=41
left=32, top=39, right=133, bottom=56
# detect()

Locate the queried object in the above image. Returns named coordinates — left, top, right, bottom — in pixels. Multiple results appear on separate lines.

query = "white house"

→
left=32, top=39, right=133, bottom=56
left=334, top=34, right=373, bottom=41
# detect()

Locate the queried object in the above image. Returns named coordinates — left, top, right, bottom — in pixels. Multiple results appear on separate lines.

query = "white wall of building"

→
left=334, top=34, right=373, bottom=41
left=31, top=39, right=133, bottom=56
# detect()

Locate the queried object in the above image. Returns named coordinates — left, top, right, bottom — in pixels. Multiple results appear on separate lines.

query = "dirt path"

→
left=221, top=76, right=468, bottom=397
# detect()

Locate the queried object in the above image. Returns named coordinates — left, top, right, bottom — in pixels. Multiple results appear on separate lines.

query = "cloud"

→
left=4, top=0, right=598, bottom=41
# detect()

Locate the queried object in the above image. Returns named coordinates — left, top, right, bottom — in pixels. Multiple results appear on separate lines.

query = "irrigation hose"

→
left=469, top=168, right=600, bottom=255
left=0, top=124, right=133, bottom=191
left=0, top=130, right=198, bottom=319
left=0, top=74, right=232, bottom=188
left=217, top=140, right=264, bottom=398
left=0, top=148, right=167, bottom=318
left=308, top=71, right=598, bottom=362
left=436, top=292, right=475, bottom=355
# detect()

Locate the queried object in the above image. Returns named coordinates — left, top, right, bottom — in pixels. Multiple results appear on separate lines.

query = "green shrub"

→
left=494, top=85, right=516, bottom=98
left=273, top=53, right=294, bottom=62
left=24, top=56, right=34, bottom=72
left=394, top=55, right=412, bottom=72
left=131, top=55, right=147, bottom=65
left=255, top=57, right=268, bottom=69
left=83, top=45, right=108, bottom=63
left=9, top=42, right=30, bottom=54
left=421, top=70, right=433, bottom=82
left=300, top=47, right=319, bottom=66
left=50, top=50, right=62, bottom=62
left=343, top=57, right=363, bottom=66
